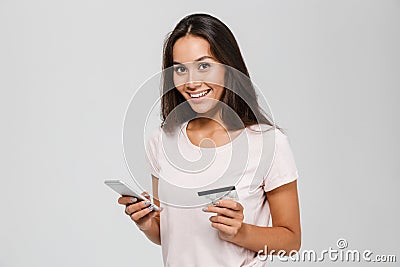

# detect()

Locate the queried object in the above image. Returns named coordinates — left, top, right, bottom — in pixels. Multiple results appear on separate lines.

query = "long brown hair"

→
left=161, top=13, right=279, bottom=132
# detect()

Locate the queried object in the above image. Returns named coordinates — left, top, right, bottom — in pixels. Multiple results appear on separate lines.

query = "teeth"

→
left=190, top=90, right=209, bottom=98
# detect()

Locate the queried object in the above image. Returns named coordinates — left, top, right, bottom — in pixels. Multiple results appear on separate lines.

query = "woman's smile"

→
left=187, top=88, right=212, bottom=101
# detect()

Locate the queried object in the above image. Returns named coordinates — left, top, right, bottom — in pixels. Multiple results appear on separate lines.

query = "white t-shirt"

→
left=146, top=121, right=299, bottom=267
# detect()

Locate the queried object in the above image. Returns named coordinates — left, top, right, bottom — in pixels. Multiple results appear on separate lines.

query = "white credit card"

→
left=197, top=185, right=239, bottom=203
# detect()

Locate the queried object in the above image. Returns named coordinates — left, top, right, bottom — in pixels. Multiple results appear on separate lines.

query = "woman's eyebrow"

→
left=173, top=56, right=215, bottom=65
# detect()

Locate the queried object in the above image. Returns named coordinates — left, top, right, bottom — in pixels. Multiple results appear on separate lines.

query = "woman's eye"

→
left=174, top=66, right=187, bottom=74
left=198, top=62, right=211, bottom=70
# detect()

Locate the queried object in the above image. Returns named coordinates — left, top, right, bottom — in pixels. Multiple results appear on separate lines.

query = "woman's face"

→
left=172, top=35, right=225, bottom=115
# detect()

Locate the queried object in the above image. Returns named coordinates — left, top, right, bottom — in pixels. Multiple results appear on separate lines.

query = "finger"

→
left=126, top=200, right=151, bottom=215
left=125, top=206, right=130, bottom=215
left=203, top=206, right=243, bottom=220
left=210, top=222, right=238, bottom=236
left=212, top=199, right=243, bottom=211
left=209, top=215, right=241, bottom=227
left=130, top=205, right=155, bottom=221
left=124, top=202, right=150, bottom=215
left=118, top=196, right=140, bottom=205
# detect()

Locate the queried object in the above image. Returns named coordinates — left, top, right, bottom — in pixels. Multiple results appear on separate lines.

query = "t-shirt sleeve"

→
left=145, top=128, right=161, bottom=179
left=263, top=129, right=299, bottom=192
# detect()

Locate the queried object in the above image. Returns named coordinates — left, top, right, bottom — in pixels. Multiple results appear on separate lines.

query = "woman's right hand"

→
left=118, top=192, right=162, bottom=231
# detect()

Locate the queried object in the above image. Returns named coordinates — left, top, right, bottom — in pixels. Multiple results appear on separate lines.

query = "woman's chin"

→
left=188, top=101, right=220, bottom=116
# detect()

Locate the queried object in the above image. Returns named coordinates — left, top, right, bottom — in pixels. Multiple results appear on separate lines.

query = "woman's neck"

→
left=188, top=109, right=225, bottom=132
left=185, top=109, right=244, bottom=148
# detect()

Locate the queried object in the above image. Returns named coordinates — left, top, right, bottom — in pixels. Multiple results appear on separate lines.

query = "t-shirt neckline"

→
left=180, top=120, right=247, bottom=152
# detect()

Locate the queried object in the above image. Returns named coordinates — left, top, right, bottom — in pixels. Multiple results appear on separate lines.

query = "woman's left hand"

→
left=202, top=199, right=244, bottom=242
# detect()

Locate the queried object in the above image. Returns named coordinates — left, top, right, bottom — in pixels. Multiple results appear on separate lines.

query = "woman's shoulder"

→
left=147, top=122, right=186, bottom=144
left=247, top=123, right=274, bottom=132
left=246, top=123, right=277, bottom=136
left=245, top=124, right=292, bottom=149
left=147, top=125, right=163, bottom=146
left=247, top=123, right=287, bottom=135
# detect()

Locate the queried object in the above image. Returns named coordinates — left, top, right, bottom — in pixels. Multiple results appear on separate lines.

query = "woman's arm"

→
left=204, top=180, right=301, bottom=254
left=139, top=175, right=161, bottom=245
left=118, top=175, right=162, bottom=245
left=142, top=175, right=162, bottom=245
left=233, top=180, right=301, bottom=254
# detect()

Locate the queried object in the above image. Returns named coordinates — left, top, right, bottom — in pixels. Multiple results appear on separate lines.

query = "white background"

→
left=0, top=0, right=399, bottom=266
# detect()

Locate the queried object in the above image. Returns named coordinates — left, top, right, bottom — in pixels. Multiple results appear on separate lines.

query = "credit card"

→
left=197, top=185, right=239, bottom=203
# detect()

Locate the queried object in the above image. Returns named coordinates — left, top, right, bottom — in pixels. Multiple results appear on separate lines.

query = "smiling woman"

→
left=117, top=13, right=301, bottom=267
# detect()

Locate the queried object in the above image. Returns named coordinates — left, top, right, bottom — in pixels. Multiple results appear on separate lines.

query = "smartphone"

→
left=104, top=180, right=160, bottom=211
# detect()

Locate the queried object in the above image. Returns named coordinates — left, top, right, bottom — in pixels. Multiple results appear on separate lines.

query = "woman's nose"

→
left=185, top=80, right=202, bottom=89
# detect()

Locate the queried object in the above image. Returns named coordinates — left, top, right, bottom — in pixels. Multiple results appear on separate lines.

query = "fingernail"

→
left=148, top=205, right=154, bottom=211
left=143, top=192, right=150, bottom=197
left=212, top=200, right=219, bottom=206
left=202, top=207, right=208, bottom=211
left=144, top=200, right=151, bottom=206
left=131, top=197, right=137, bottom=203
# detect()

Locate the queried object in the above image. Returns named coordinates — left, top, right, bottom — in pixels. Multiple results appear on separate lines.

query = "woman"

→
left=118, top=13, right=301, bottom=266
